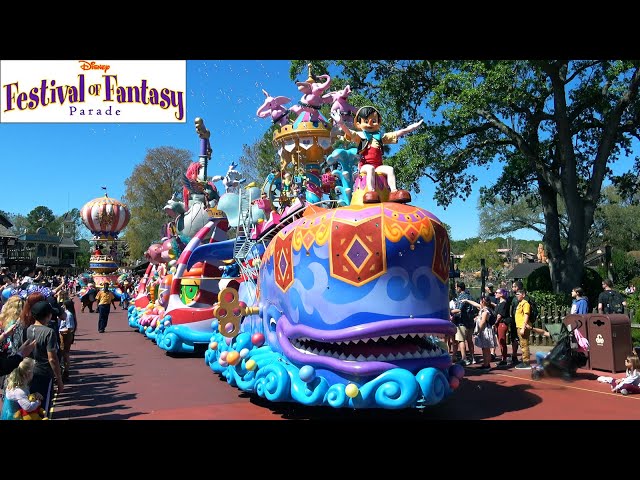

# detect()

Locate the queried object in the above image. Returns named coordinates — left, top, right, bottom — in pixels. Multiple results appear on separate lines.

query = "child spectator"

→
left=610, top=355, right=640, bottom=395
left=59, top=300, right=77, bottom=381
left=1, top=357, right=43, bottom=420
left=570, top=287, right=589, bottom=314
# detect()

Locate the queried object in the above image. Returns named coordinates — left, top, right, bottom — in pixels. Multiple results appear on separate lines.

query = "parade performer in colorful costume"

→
left=331, top=106, right=423, bottom=204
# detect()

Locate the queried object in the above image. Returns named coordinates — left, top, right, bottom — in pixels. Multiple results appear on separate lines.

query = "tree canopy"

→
left=291, top=60, right=640, bottom=293
left=122, top=146, right=193, bottom=260
left=238, top=125, right=280, bottom=185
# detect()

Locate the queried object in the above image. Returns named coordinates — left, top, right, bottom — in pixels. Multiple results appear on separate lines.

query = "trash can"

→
left=586, top=314, right=632, bottom=373
left=562, top=314, right=590, bottom=369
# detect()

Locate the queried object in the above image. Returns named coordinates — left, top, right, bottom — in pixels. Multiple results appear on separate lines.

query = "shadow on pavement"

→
left=243, top=372, right=543, bottom=420
left=52, top=348, right=144, bottom=420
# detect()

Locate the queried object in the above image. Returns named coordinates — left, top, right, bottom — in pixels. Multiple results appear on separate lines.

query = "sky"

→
left=0, top=59, right=631, bottom=242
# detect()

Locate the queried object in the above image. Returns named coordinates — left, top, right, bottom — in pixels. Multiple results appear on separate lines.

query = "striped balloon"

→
left=80, top=195, right=131, bottom=240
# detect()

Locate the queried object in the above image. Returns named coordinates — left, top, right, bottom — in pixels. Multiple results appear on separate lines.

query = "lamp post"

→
left=449, top=254, right=460, bottom=298
left=480, top=258, right=487, bottom=299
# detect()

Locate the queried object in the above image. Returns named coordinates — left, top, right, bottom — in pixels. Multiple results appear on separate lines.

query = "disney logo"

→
left=79, top=60, right=110, bottom=73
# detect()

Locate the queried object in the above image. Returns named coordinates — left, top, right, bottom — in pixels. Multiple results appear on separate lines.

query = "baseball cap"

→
left=31, top=301, right=53, bottom=319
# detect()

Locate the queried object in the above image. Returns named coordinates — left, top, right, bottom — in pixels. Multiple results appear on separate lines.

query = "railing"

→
left=524, top=305, right=637, bottom=346
left=5, top=250, right=36, bottom=261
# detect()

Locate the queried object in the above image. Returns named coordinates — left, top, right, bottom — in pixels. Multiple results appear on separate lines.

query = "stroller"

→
left=531, top=320, right=589, bottom=380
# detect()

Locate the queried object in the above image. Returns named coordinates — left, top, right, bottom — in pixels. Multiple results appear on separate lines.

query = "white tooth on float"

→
left=390, top=334, right=400, bottom=340
left=381, top=335, right=389, bottom=341
left=346, top=354, right=356, bottom=361
left=338, top=353, right=347, bottom=360
left=356, top=354, right=366, bottom=361
left=370, top=336, right=380, bottom=342
left=413, top=351, right=423, bottom=359
left=366, top=354, right=376, bottom=361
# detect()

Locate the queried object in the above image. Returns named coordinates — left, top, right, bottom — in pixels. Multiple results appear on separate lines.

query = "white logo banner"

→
left=1, top=60, right=186, bottom=123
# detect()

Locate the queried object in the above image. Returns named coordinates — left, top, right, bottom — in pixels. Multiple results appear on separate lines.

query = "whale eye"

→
left=269, top=317, right=277, bottom=332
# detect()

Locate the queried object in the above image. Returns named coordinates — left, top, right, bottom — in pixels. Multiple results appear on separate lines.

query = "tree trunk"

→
left=548, top=243, right=586, bottom=294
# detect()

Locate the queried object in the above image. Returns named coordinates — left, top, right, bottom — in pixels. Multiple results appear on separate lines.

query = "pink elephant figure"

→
left=256, top=89, right=291, bottom=126
left=146, top=243, right=164, bottom=265
left=290, top=73, right=332, bottom=123
left=324, top=85, right=357, bottom=125
left=160, top=238, right=174, bottom=263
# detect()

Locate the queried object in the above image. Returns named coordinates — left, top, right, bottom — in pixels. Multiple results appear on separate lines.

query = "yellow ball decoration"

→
left=345, top=383, right=359, bottom=398
left=210, top=342, right=218, bottom=350
left=245, top=359, right=256, bottom=370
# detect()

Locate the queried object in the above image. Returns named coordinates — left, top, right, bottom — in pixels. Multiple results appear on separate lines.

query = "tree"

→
left=458, top=240, right=503, bottom=272
left=0, top=210, right=27, bottom=235
left=591, top=185, right=640, bottom=252
left=122, top=146, right=193, bottom=260
left=479, top=195, right=554, bottom=242
left=292, top=61, right=640, bottom=293
left=75, top=238, right=91, bottom=270
left=25, top=206, right=57, bottom=233
left=238, top=125, right=280, bottom=185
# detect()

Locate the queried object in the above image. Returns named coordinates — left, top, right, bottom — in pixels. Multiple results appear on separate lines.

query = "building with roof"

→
left=0, top=213, right=79, bottom=274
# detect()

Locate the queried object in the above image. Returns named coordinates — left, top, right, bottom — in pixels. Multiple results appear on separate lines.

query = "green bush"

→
left=626, top=294, right=640, bottom=324
left=525, top=266, right=552, bottom=292
left=528, top=291, right=570, bottom=308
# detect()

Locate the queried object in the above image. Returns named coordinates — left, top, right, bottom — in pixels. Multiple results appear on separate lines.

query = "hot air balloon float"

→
left=80, top=192, right=130, bottom=296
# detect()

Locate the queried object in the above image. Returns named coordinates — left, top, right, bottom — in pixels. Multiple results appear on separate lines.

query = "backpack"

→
left=487, top=309, right=497, bottom=327
left=604, top=290, right=625, bottom=314
left=460, top=302, right=478, bottom=328
left=527, top=296, right=538, bottom=324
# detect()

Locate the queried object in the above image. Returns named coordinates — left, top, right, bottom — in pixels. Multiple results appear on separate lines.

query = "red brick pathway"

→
left=50, top=298, right=640, bottom=420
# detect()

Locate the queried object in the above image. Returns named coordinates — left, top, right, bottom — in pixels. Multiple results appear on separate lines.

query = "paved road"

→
left=50, top=298, right=640, bottom=420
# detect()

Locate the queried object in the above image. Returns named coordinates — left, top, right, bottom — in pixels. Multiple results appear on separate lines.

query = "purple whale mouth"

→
left=276, top=317, right=456, bottom=377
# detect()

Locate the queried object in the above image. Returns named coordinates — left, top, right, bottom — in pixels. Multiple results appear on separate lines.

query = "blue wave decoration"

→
left=204, top=330, right=458, bottom=409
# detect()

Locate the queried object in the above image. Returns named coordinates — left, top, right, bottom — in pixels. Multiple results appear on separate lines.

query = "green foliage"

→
left=479, top=195, right=549, bottom=241
left=528, top=291, right=570, bottom=309
left=525, top=266, right=553, bottom=293
left=0, top=210, right=27, bottom=235
left=122, top=146, right=193, bottom=260
left=631, top=277, right=640, bottom=288
left=592, top=186, right=640, bottom=252
left=26, top=206, right=57, bottom=233
left=458, top=240, right=503, bottom=271
left=611, top=249, right=640, bottom=287
left=626, top=294, right=640, bottom=324
left=450, top=237, right=479, bottom=254
left=581, top=267, right=604, bottom=311
left=294, top=60, right=640, bottom=295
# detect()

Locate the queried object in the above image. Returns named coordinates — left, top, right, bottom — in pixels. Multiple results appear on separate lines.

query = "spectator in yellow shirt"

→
left=514, top=290, right=532, bottom=370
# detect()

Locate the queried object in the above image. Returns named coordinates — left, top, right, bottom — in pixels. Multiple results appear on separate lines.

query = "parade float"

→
left=164, top=64, right=463, bottom=409
left=79, top=193, right=130, bottom=298
left=128, top=118, right=238, bottom=353
left=128, top=65, right=463, bottom=409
